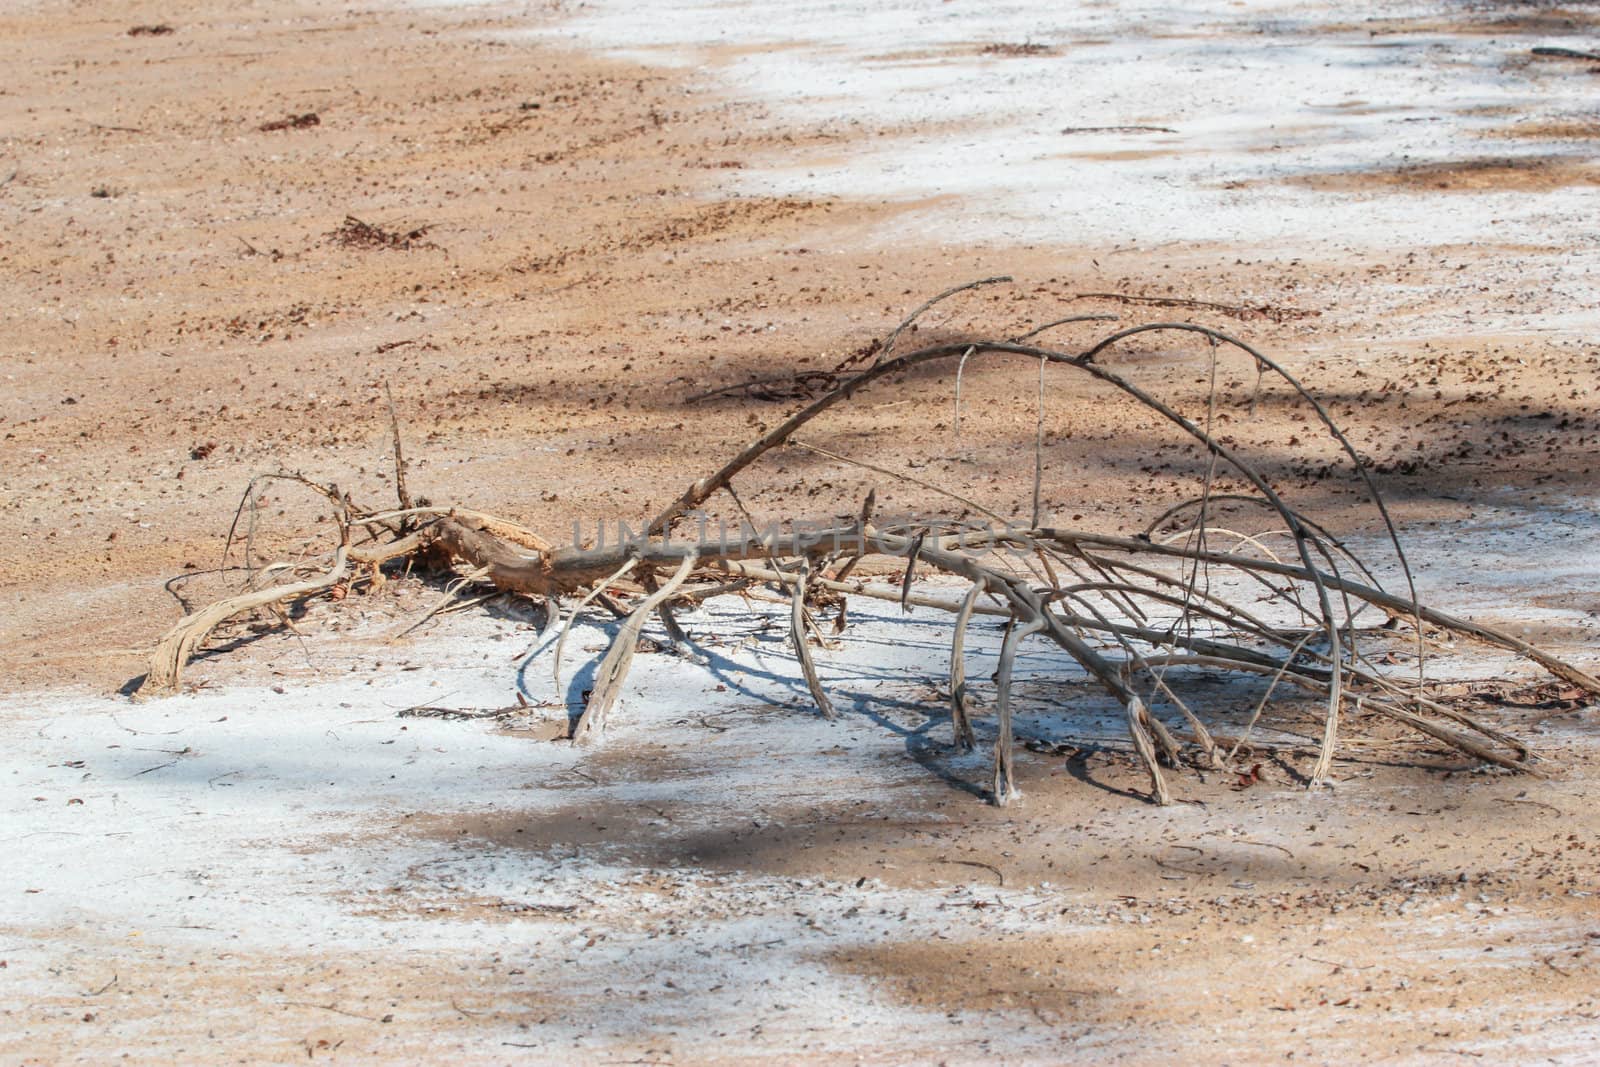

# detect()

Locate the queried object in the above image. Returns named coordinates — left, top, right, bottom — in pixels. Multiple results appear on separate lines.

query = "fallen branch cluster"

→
left=136, top=284, right=1600, bottom=805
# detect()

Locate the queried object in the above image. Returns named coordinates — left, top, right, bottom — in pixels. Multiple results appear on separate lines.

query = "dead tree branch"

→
left=136, top=301, right=1599, bottom=808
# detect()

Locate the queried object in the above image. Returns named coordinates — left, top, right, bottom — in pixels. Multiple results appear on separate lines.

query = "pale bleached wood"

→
left=572, top=553, right=698, bottom=743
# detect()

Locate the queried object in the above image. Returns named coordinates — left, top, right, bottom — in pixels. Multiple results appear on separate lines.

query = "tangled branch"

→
left=134, top=286, right=1600, bottom=806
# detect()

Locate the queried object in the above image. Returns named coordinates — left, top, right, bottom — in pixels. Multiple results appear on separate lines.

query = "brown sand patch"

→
left=829, top=938, right=1113, bottom=1018
left=1059, top=148, right=1180, bottom=162
left=1328, top=8, right=1600, bottom=38
left=827, top=897, right=1600, bottom=1060
left=391, top=718, right=1584, bottom=897
left=1287, top=155, right=1600, bottom=192
left=1486, top=119, right=1600, bottom=140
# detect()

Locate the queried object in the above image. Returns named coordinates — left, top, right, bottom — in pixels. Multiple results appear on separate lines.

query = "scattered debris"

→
left=233, top=235, right=282, bottom=260
left=327, top=215, right=437, bottom=251
left=980, top=42, right=1056, bottom=57
left=1075, top=291, right=1320, bottom=324
left=687, top=369, right=843, bottom=404
left=258, top=112, right=320, bottom=132
left=1061, top=125, right=1178, bottom=135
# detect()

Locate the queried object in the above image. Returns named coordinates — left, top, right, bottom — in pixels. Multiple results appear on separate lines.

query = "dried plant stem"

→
left=992, top=617, right=1042, bottom=805
left=572, top=553, right=698, bottom=742
left=877, top=275, right=1011, bottom=362
left=554, top=557, right=639, bottom=688
left=1127, top=696, right=1172, bottom=804
left=390, top=565, right=492, bottom=642
left=1048, top=529, right=1598, bottom=694
left=949, top=582, right=984, bottom=751
left=385, top=381, right=413, bottom=519
left=791, top=564, right=838, bottom=721
left=141, top=549, right=351, bottom=695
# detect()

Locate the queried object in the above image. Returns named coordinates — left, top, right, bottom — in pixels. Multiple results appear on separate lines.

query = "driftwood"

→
left=135, top=287, right=1600, bottom=806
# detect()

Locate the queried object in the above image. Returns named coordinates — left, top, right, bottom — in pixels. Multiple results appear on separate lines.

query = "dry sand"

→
left=2, top=0, right=1598, bottom=1062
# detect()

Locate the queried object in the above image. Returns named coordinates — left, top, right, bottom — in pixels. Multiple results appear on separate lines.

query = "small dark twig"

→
left=385, top=381, right=414, bottom=523
left=1531, top=46, right=1600, bottom=61
left=936, top=857, right=1005, bottom=886
left=1011, top=313, right=1118, bottom=342
left=283, top=1001, right=385, bottom=1022
left=872, top=275, right=1012, bottom=364
left=1060, top=124, right=1176, bottom=134
left=899, top=529, right=926, bottom=613
left=131, top=759, right=179, bottom=777
left=982, top=42, right=1056, bottom=57
left=686, top=369, right=841, bottom=404
left=1496, top=796, right=1563, bottom=815
left=83, top=974, right=118, bottom=997
left=1304, top=955, right=1371, bottom=972
left=1074, top=291, right=1318, bottom=323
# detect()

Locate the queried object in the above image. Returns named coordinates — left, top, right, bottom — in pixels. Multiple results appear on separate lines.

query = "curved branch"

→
left=137, top=549, right=350, bottom=697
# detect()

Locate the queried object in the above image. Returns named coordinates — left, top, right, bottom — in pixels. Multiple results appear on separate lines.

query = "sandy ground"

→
left=2, top=0, right=1599, bottom=1062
